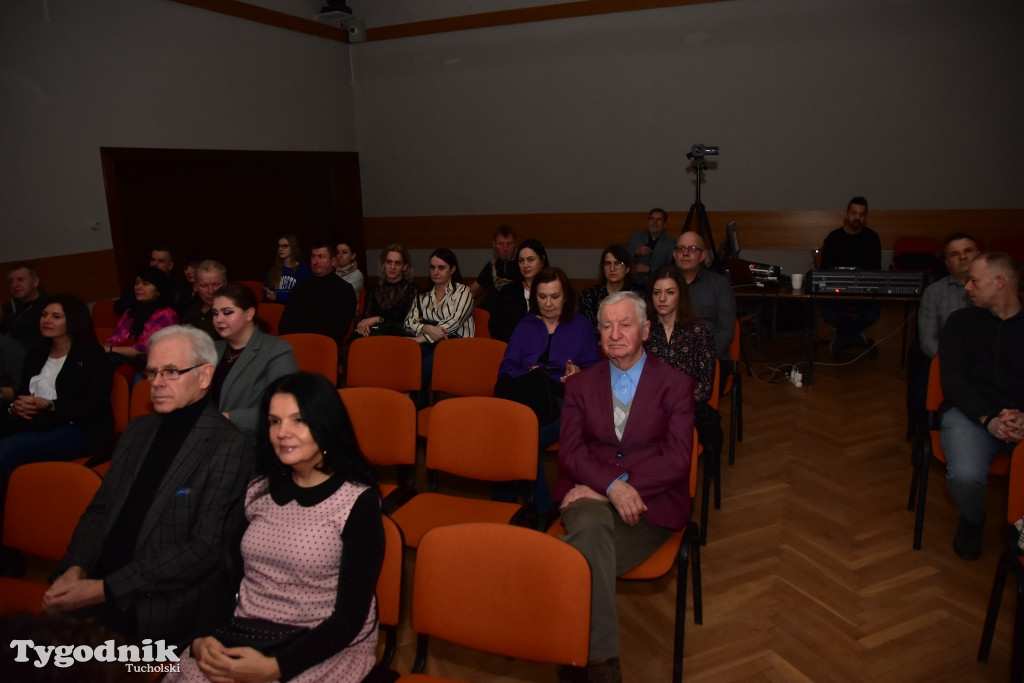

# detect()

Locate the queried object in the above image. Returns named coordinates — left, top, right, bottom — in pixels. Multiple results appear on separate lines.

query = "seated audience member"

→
left=334, top=240, right=365, bottom=302
left=938, top=251, right=1024, bottom=560
left=644, top=264, right=718, bottom=450
left=489, top=238, right=548, bottom=342
left=114, top=246, right=178, bottom=315
left=104, top=267, right=179, bottom=376
left=673, top=231, right=736, bottom=362
left=554, top=291, right=694, bottom=682
left=469, top=224, right=520, bottom=312
left=181, top=260, right=228, bottom=341
left=578, top=244, right=638, bottom=330
left=279, top=242, right=357, bottom=363
left=405, top=248, right=474, bottom=404
left=264, top=234, right=310, bottom=304
left=172, top=373, right=383, bottom=683
left=918, top=233, right=979, bottom=358
left=354, top=244, right=418, bottom=338
left=624, top=208, right=675, bottom=288
left=494, top=267, right=600, bottom=514
left=43, top=326, right=252, bottom=644
left=210, top=284, right=298, bottom=435
left=177, top=258, right=200, bottom=312
left=819, top=196, right=882, bottom=354
left=0, top=294, right=113, bottom=480
left=1, top=262, right=48, bottom=352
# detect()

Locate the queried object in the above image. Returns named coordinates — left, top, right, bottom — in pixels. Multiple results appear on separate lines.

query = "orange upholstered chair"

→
left=0, top=463, right=102, bottom=614
left=376, top=514, right=405, bottom=667
left=258, top=302, right=285, bottom=336
left=416, top=337, right=506, bottom=438
left=389, top=397, right=538, bottom=548
left=396, top=523, right=591, bottom=680
left=346, top=336, right=422, bottom=393
left=281, top=333, right=339, bottom=385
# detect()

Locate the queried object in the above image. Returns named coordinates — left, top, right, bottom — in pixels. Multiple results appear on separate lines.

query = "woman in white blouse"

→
left=404, top=248, right=475, bottom=405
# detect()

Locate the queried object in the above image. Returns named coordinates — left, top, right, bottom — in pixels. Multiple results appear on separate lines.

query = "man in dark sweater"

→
left=279, top=242, right=357, bottom=365
left=938, top=251, right=1024, bottom=560
left=819, top=196, right=882, bottom=354
left=44, top=326, right=251, bottom=644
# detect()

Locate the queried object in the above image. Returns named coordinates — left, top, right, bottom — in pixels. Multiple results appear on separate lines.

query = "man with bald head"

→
left=938, top=252, right=1024, bottom=560
left=673, top=231, right=735, bottom=362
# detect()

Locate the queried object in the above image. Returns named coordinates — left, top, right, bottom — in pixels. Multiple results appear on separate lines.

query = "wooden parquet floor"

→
left=384, top=309, right=1020, bottom=682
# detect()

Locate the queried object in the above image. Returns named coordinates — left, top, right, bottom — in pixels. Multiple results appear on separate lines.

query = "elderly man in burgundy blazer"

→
left=556, top=291, right=694, bottom=682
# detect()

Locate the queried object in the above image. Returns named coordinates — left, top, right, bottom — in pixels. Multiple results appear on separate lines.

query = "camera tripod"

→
left=681, top=154, right=718, bottom=263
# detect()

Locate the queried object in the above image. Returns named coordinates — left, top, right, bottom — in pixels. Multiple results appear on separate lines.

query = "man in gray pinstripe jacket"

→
left=44, top=326, right=253, bottom=645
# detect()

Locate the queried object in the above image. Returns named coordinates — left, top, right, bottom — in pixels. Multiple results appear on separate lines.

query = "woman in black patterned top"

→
left=577, top=244, right=638, bottom=331
left=643, top=264, right=718, bottom=446
left=353, top=244, right=418, bottom=338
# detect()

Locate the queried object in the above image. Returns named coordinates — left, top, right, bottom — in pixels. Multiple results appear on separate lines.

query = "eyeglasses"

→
left=145, top=364, right=207, bottom=381
left=602, top=260, right=626, bottom=269
left=674, top=245, right=703, bottom=254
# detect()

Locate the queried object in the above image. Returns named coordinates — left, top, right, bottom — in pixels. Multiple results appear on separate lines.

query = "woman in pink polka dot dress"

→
left=170, top=372, right=383, bottom=683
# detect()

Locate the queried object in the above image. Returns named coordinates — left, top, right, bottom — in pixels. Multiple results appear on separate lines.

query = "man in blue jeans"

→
left=939, top=251, right=1024, bottom=560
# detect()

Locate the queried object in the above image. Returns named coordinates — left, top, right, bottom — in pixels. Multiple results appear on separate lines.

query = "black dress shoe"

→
left=954, top=517, right=985, bottom=560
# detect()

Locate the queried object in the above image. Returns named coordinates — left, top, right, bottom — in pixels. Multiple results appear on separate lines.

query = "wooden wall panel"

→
left=0, top=250, right=120, bottom=304
left=365, top=209, right=1024, bottom=253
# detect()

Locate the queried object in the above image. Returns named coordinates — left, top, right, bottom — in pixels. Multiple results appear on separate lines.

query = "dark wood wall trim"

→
left=1, top=251, right=120, bottom=304
left=366, top=0, right=730, bottom=42
left=169, top=0, right=350, bottom=43
left=170, top=1, right=727, bottom=43
left=364, top=209, right=1024, bottom=252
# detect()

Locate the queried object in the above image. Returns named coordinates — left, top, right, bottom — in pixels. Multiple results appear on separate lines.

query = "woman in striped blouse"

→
left=404, top=248, right=475, bottom=405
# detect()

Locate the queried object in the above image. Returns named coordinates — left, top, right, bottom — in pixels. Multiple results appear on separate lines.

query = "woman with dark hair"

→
left=0, top=294, right=113, bottom=478
left=644, top=264, right=718, bottom=445
left=489, top=238, right=549, bottom=341
left=494, top=267, right=600, bottom=513
left=404, top=248, right=475, bottom=405
left=578, top=244, right=637, bottom=330
left=353, top=244, right=418, bottom=338
left=176, top=372, right=383, bottom=683
left=104, top=266, right=179, bottom=373
left=333, top=240, right=364, bottom=301
left=210, top=284, right=298, bottom=434
left=264, top=234, right=311, bottom=304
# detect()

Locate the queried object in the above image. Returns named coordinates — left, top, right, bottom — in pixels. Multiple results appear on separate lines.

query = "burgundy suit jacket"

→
left=556, top=353, right=695, bottom=530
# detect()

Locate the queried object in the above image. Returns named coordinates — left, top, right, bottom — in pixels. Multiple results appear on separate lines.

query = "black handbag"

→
left=494, top=369, right=562, bottom=424
left=212, top=616, right=310, bottom=656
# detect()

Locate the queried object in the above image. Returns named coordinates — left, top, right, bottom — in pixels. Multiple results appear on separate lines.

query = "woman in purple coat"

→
left=495, top=267, right=600, bottom=514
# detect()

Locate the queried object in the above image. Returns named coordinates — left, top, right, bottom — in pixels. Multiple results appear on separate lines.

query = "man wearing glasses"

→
left=45, top=325, right=251, bottom=645
left=625, top=208, right=675, bottom=288
left=673, top=231, right=735, bottom=362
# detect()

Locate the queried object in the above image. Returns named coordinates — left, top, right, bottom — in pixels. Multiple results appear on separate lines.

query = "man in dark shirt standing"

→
left=279, top=242, right=357, bottom=366
left=819, top=196, right=882, bottom=354
left=938, top=252, right=1024, bottom=560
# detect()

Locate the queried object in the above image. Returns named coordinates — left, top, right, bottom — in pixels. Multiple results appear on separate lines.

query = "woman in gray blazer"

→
left=210, top=284, right=298, bottom=434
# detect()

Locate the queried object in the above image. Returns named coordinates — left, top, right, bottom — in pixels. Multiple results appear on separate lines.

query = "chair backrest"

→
left=431, top=337, right=507, bottom=398
left=1005, top=441, right=1024, bottom=525
left=110, top=371, right=131, bottom=435
left=413, top=523, right=591, bottom=667
left=377, top=514, right=404, bottom=631
left=925, top=356, right=943, bottom=413
left=258, top=302, right=286, bottom=336
left=91, top=299, right=120, bottom=341
left=281, top=333, right=339, bottom=384
left=473, top=308, right=491, bottom=339
left=426, top=397, right=538, bottom=482
left=236, top=280, right=266, bottom=305
left=129, top=379, right=155, bottom=420
left=2, top=462, right=102, bottom=560
left=346, top=336, right=422, bottom=393
left=338, top=387, right=416, bottom=468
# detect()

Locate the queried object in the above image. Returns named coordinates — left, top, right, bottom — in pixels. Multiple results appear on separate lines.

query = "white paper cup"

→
left=791, top=273, right=804, bottom=289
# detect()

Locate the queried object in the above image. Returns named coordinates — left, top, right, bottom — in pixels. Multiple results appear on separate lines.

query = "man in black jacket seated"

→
left=44, top=326, right=252, bottom=644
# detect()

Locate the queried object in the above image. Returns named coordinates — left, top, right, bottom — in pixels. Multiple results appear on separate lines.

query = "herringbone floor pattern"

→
left=386, top=311, right=1018, bottom=682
